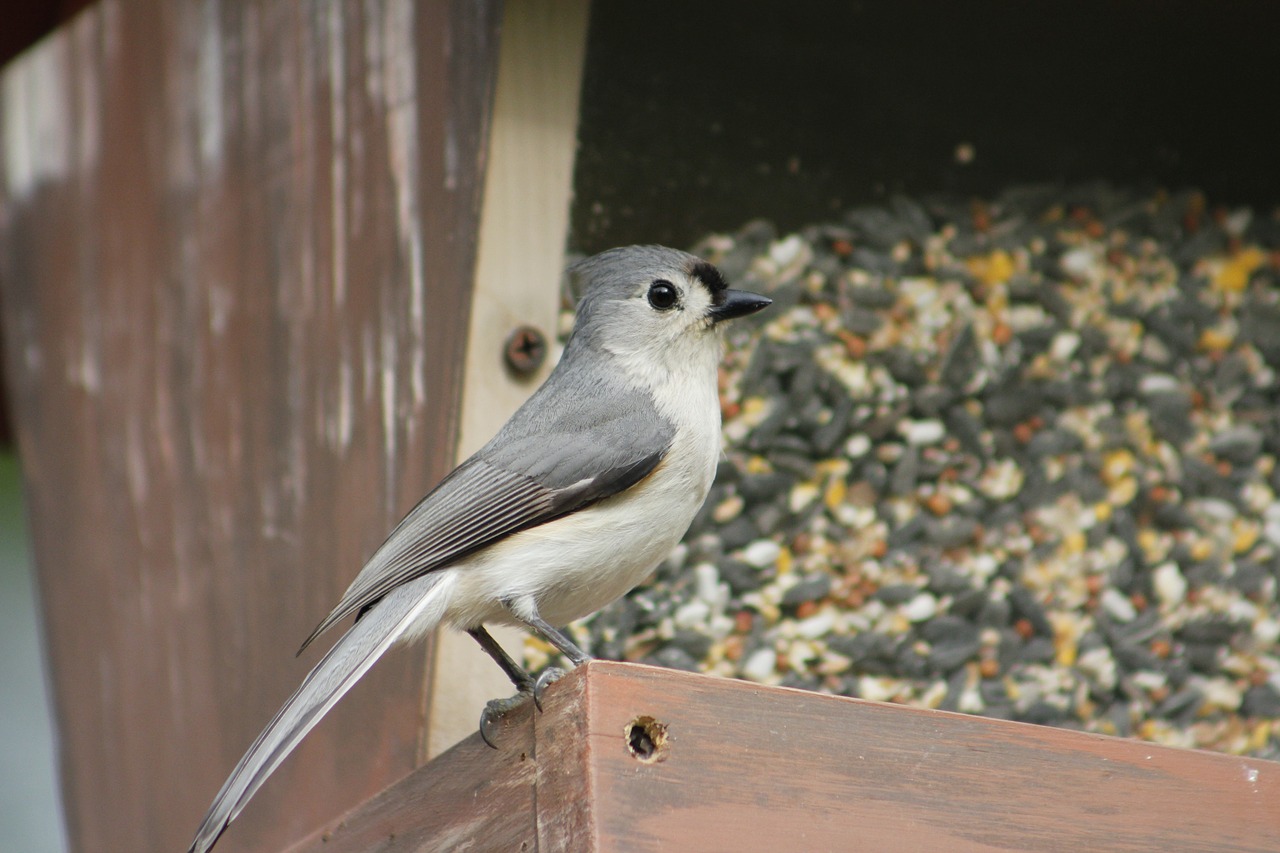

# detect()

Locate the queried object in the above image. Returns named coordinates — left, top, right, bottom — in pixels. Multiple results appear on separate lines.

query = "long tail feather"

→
left=189, top=572, right=449, bottom=853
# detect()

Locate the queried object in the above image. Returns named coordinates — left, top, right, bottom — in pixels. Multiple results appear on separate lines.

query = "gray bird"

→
left=188, top=245, right=771, bottom=853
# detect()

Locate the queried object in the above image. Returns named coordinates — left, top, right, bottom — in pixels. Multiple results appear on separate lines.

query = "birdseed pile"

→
left=536, top=185, right=1280, bottom=759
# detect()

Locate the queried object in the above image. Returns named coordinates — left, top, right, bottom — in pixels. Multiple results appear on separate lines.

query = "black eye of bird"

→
left=647, top=279, right=678, bottom=310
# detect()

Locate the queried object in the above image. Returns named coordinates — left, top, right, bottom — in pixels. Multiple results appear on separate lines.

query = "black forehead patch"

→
left=687, top=260, right=729, bottom=304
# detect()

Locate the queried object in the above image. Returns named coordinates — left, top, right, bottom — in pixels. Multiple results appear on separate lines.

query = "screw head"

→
left=503, top=325, right=547, bottom=376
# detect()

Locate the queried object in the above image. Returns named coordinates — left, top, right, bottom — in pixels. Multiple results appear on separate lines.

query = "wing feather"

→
left=297, top=360, right=675, bottom=653
left=298, top=446, right=667, bottom=653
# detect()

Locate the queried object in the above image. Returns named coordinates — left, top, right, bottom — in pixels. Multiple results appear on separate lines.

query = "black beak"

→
left=709, top=289, right=772, bottom=323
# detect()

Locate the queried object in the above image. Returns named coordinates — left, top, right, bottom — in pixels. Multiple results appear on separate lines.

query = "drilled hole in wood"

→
left=625, top=716, right=668, bottom=763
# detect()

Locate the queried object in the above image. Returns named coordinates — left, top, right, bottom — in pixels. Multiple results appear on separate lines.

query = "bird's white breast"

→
left=439, top=334, right=724, bottom=631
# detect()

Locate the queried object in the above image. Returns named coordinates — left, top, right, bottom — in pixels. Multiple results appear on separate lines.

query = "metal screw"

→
left=503, top=325, right=547, bottom=376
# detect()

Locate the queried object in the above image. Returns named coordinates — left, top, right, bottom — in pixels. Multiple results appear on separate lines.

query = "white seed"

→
left=1101, top=587, right=1136, bottom=622
left=742, top=647, right=778, bottom=683
left=742, top=539, right=781, bottom=569
left=1152, top=562, right=1187, bottom=609
left=901, top=592, right=938, bottom=622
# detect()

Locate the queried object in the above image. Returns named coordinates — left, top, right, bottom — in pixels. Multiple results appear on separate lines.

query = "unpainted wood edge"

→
left=534, top=661, right=599, bottom=852
left=422, top=0, right=591, bottom=762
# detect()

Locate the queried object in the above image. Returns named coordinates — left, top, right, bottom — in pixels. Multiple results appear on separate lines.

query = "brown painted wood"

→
left=0, top=3, right=98, bottom=449
left=0, top=1, right=501, bottom=851
left=578, top=662, right=1280, bottom=852
left=286, top=696, right=540, bottom=853
left=288, top=661, right=1280, bottom=852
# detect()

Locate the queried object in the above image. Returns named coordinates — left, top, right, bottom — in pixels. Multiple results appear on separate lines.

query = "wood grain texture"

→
left=0, top=1, right=500, bottom=850
left=275, top=661, right=1280, bottom=852
left=577, top=662, right=1280, bottom=852
left=286, top=698, right=540, bottom=853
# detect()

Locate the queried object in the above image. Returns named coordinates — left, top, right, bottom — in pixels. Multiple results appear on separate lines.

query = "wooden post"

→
left=0, top=1, right=501, bottom=850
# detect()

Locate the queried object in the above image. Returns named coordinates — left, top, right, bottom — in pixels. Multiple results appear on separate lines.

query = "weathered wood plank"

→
left=0, top=1, right=501, bottom=850
left=577, top=661, right=1280, bottom=851
left=286, top=698, right=540, bottom=853
left=291, top=661, right=1280, bottom=852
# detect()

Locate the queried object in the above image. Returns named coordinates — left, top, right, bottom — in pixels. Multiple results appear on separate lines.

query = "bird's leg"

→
left=501, top=598, right=595, bottom=712
left=467, top=626, right=534, bottom=691
left=467, top=626, right=535, bottom=748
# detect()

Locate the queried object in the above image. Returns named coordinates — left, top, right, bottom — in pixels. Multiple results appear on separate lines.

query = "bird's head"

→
left=566, top=245, right=771, bottom=377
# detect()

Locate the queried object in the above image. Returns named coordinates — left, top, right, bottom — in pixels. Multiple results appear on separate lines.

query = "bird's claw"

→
left=478, top=664, right=580, bottom=747
left=479, top=690, right=531, bottom=749
left=533, top=666, right=568, bottom=712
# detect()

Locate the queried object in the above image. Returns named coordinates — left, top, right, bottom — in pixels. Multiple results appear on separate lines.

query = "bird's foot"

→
left=533, top=666, right=568, bottom=712
left=479, top=661, right=591, bottom=747
left=479, top=689, right=531, bottom=749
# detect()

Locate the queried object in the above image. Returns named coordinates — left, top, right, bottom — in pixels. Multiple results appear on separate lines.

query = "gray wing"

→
left=299, top=377, right=672, bottom=653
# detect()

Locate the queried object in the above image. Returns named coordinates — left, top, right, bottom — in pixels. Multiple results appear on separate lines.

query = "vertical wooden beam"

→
left=0, top=2, right=501, bottom=850
left=423, top=0, right=591, bottom=760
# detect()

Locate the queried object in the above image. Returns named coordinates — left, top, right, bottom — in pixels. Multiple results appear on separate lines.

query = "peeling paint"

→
left=444, top=115, right=459, bottom=191
left=286, top=313, right=308, bottom=514
left=384, top=0, right=415, bottom=101
left=335, top=356, right=353, bottom=450
left=126, top=413, right=150, bottom=506
left=2, top=35, right=73, bottom=200
left=68, top=340, right=102, bottom=393
left=381, top=327, right=398, bottom=499
left=260, top=481, right=279, bottom=540
left=361, top=3, right=384, bottom=102
left=164, top=5, right=197, bottom=188
left=389, top=97, right=427, bottom=415
left=239, top=3, right=262, bottom=144
left=361, top=325, right=375, bottom=400
left=72, top=13, right=102, bottom=178
left=207, top=281, right=233, bottom=336
left=412, top=344, right=425, bottom=419
left=383, top=1, right=426, bottom=413
left=197, top=0, right=225, bottom=170
left=327, top=1, right=347, bottom=307
left=322, top=354, right=354, bottom=453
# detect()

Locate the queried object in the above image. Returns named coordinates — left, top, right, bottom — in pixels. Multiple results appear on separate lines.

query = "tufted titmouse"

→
left=188, top=245, right=771, bottom=852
